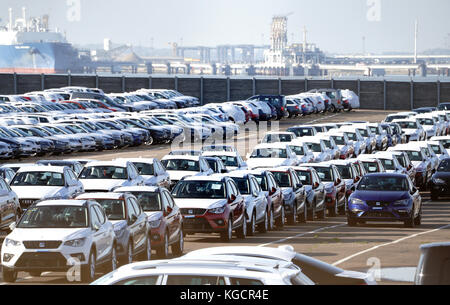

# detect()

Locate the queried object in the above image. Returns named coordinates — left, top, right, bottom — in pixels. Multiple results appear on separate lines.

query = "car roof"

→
left=114, top=186, right=160, bottom=193
left=183, top=175, right=225, bottom=182
left=114, top=158, right=156, bottom=164
left=85, top=160, right=130, bottom=167
left=17, top=165, right=66, bottom=173
left=76, top=192, right=126, bottom=200
left=201, top=151, right=239, bottom=157
left=161, top=155, right=201, bottom=161
left=35, top=199, right=90, bottom=207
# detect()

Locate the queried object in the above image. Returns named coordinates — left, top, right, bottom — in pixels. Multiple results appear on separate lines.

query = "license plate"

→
left=184, top=215, right=195, bottom=219
left=35, top=250, right=50, bottom=253
left=372, top=207, right=383, bottom=210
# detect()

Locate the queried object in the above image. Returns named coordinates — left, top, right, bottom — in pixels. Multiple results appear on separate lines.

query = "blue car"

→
left=347, top=173, right=422, bottom=227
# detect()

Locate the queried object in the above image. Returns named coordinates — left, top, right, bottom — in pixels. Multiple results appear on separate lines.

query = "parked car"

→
left=161, top=155, right=213, bottom=189
left=75, top=192, right=151, bottom=264
left=201, top=151, right=248, bottom=171
left=1, top=199, right=118, bottom=283
left=415, top=242, right=450, bottom=285
left=347, top=174, right=422, bottom=227
left=171, top=175, right=246, bottom=241
left=287, top=125, right=317, bottom=138
left=292, top=167, right=326, bottom=220
left=261, top=132, right=297, bottom=144
left=429, top=158, right=450, bottom=200
left=115, top=158, right=170, bottom=189
left=246, top=143, right=298, bottom=169
left=292, top=137, right=332, bottom=163
left=286, top=141, right=315, bottom=164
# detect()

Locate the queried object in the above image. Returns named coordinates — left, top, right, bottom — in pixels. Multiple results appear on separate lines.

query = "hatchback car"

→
left=76, top=192, right=151, bottom=264
left=246, top=143, right=299, bottom=169
left=161, top=155, right=213, bottom=189
left=429, top=158, right=450, bottom=200
left=291, top=167, right=326, bottom=220
left=347, top=174, right=422, bottom=227
left=115, top=158, right=170, bottom=189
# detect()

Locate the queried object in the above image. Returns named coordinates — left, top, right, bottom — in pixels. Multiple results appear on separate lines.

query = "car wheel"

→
left=268, top=207, right=275, bottom=231
left=236, top=215, right=247, bottom=239
left=329, top=105, right=336, bottom=113
left=140, top=235, right=152, bottom=261
left=247, top=212, right=256, bottom=236
left=145, top=136, right=154, bottom=146
left=347, top=217, right=357, bottom=227
left=2, top=268, right=17, bottom=283
left=328, top=199, right=338, bottom=217
left=171, top=230, right=184, bottom=256
left=307, top=200, right=316, bottom=221
left=431, top=192, right=439, bottom=201
left=220, top=216, right=233, bottom=242
left=404, top=211, right=415, bottom=228
left=81, top=250, right=96, bottom=283
left=258, top=209, right=269, bottom=233
left=298, top=202, right=307, bottom=223
left=275, top=206, right=285, bottom=229
left=156, top=233, right=169, bottom=258
left=287, top=203, right=297, bottom=225
left=414, top=206, right=422, bottom=226
left=110, top=244, right=118, bottom=271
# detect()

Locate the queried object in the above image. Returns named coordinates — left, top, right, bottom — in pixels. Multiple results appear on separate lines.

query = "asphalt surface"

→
left=1, top=109, right=449, bottom=285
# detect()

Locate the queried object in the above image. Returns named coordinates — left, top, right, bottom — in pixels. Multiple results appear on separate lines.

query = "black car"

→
left=247, top=95, right=288, bottom=120
left=430, top=158, right=450, bottom=200
left=116, top=118, right=171, bottom=145
left=415, top=242, right=450, bottom=285
left=437, top=103, right=450, bottom=111
left=286, top=98, right=302, bottom=118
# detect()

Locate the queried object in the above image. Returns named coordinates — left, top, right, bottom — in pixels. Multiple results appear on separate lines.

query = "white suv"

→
left=1, top=199, right=118, bottom=283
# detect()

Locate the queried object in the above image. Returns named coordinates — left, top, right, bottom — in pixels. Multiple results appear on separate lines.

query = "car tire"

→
left=414, top=206, right=422, bottom=226
left=298, top=202, right=307, bottom=223
left=258, top=210, right=269, bottom=233
left=145, top=136, right=154, bottom=146
left=275, top=206, right=285, bottom=229
left=220, top=216, right=233, bottom=242
left=247, top=212, right=256, bottom=236
left=347, top=217, right=357, bottom=227
left=121, top=241, right=133, bottom=265
left=268, top=207, right=275, bottom=231
left=140, top=235, right=152, bottom=261
left=430, top=192, right=439, bottom=201
left=81, top=250, right=96, bottom=283
left=109, top=244, right=118, bottom=272
left=404, top=211, right=415, bottom=228
left=307, top=200, right=316, bottom=221
left=2, top=268, right=17, bottom=283
left=236, top=215, right=247, bottom=239
left=171, top=230, right=184, bottom=256
left=156, top=233, right=169, bottom=258
left=329, top=105, right=337, bottom=113
left=287, top=203, right=297, bottom=225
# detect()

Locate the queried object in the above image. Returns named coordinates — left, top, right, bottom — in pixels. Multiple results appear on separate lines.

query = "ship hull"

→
left=0, top=42, right=81, bottom=74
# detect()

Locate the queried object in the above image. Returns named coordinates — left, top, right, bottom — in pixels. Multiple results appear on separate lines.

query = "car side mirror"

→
left=228, top=194, right=236, bottom=203
left=269, top=187, right=277, bottom=195
left=335, top=178, right=341, bottom=186
left=93, top=223, right=100, bottom=231
left=313, top=182, right=320, bottom=189
left=128, top=215, right=138, bottom=225
left=9, top=222, right=16, bottom=231
left=296, top=183, right=303, bottom=189
left=164, top=206, right=173, bottom=216
left=221, top=169, right=228, bottom=174
left=354, top=176, right=360, bottom=183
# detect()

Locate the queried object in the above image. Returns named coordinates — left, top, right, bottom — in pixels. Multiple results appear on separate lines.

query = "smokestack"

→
left=22, top=7, right=27, bottom=31
left=414, top=19, right=418, bottom=64
left=8, top=8, right=12, bottom=31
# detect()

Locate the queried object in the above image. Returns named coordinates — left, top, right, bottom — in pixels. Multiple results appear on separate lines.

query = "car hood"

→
left=80, top=179, right=126, bottom=191
left=145, top=211, right=163, bottom=221
left=167, top=170, right=200, bottom=181
left=11, top=186, right=65, bottom=199
left=247, top=158, right=289, bottom=169
left=433, top=172, right=450, bottom=180
left=7, top=228, right=91, bottom=242
left=352, top=190, right=409, bottom=202
left=174, top=198, right=227, bottom=209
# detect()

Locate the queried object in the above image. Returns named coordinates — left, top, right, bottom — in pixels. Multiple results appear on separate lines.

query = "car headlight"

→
left=325, top=186, right=334, bottom=193
left=433, top=178, right=446, bottom=185
left=114, top=222, right=127, bottom=233
left=64, top=237, right=86, bottom=247
left=4, top=238, right=22, bottom=247
left=350, top=198, right=365, bottom=205
left=393, top=199, right=410, bottom=206
left=208, top=205, right=226, bottom=214
left=149, top=218, right=162, bottom=229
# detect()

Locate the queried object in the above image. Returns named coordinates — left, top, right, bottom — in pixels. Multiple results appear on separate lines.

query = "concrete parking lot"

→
left=1, top=109, right=449, bottom=285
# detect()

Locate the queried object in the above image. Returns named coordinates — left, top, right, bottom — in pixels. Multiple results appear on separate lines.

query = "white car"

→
left=373, top=152, right=407, bottom=174
left=261, top=132, right=297, bottom=144
left=430, top=136, right=450, bottom=155
left=91, top=257, right=313, bottom=285
left=415, top=114, right=439, bottom=139
left=292, top=137, right=332, bottom=163
left=1, top=199, right=118, bottom=283
left=338, top=127, right=368, bottom=155
left=208, top=103, right=246, bottom=124
left=115, top=158, right=170, bottom=189
left=340, top=89, right=360, bottom=110
left=10, top=166, right=84, bottom=211
left=161, top=155, right=213, bottom=188
left=78, top=161, right=144, bottom=192
left=201, top=151, right=248, bottom=171
left=286, top=141, right=315, bottom=164
left=246, top=143, right=299, bottom=169
left=392, top=118, right=426, bottom=142
left=325, top=131, right=355, bottom=159
left=317, top=134, right=340, bottom=160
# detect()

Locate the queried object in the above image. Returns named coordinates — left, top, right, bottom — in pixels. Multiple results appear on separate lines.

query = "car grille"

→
left=19, top=199, right=39, bottom=209
left=23, top=241, right=62, bottom=249
left=366, top=201, right=391, bottom=208
left=180, top=208, right=207, bottom=216
left=183, top=218, right=210, bottom=231
left=84, top=189, right=109, bottom=193
left=15, top=252, right=67, bottom=268
left=366, top=211, right=393, bottom=218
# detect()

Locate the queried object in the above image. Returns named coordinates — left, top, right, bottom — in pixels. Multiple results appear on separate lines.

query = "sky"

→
left=0, top=0, right=449, bottom=54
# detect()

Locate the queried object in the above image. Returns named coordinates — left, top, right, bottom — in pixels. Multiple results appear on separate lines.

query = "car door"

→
left=162, top=190, right=181, bottom=242
left=333, top=166, right=346, bottom=206
left=129, top=196, right=147, bottom=252
left=0, top=179, right=15, bottom=226
left=126, top=197, right=144, bottom=253
left=267, top=173, right=283, bottom=217
left=156, top=160, right=171, bottom=189
left=90, top=205, right=108, bottom=261
left=227, top=180, right=244, bottom=227
left=408, top=178, right=421, bottom=217
left=250, top=176, right=266, bottom=222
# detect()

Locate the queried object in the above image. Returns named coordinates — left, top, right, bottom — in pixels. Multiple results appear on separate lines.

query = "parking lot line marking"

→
left=258, top=223, right=346, bottom=247
left=332, top=223, right=450, bottom=267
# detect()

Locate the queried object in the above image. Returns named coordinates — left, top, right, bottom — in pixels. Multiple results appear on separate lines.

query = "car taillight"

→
left=281, top=107, right=284, bottom=111
left=302, top=105, right=306, bottom=108
left=338, top=100, right=341, bottom=104
left=295, top=106, right=299, bottom=109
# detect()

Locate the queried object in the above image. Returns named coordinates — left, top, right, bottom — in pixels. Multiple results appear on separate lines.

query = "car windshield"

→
left=206, top=159, right=219, bottom=172
left=395, top=155, right=407, bottom=168
left=265, top=134, right=292, bottom=143
left=253, top=175, right=268, bottom=191
left=162, top=159, right=200, bottom=171
left=345, top=132, right=357, bottom=141
left=380, top=159, right=396, bottom=170
left=437, top=159, right=450, bottom=171
left=95, top=199, right=125, bottom=220
left=272, top=172, right=292, bottom=187
left=417, top=118, right=434, bottom=126
left=296, top=171, right=311, bottom=185
left=430, top=144, right=442, bottom=154
left=289, top=145, right=304, bottom=156
left=332, top=136, right=345, bottom=145
left=11, top=171, right=65, bottom=186
left=305, top=143, right=322, bottom=153
left=250, top=148, right=287, bottom=158
left=214, top=155, right=238, bottom=167
left=335, top=165, right=353, bottom=179
left=357, top=176, right=409, bottom=191
left=362, top=161, right=380, bottom=173
left=440, top=139, right=450, bottom=149
left=172, top=181, right=226, bottom=199
left=133, top=162, right=154, bottom=176
left=79, top=166, right=128, bottom=179
left=203, top=146, right=234, bottom=152
left=17, top=206, right=88, bottom=228
left=313, top=167, right=333, bottom=182
left=230, top=177, right=250, bottom=195
left=398, top=122, right=417, bottom=129
left=358, top=129, right=368, bottom=137
left=129, top=192, right=161, bottom=212
left=288, top=127, right=313, bottom=137
left=405, top=151, right=423, bottom=162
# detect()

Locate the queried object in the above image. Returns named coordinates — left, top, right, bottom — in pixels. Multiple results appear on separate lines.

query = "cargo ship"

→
left=0, top=7, right=83, bottom=74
